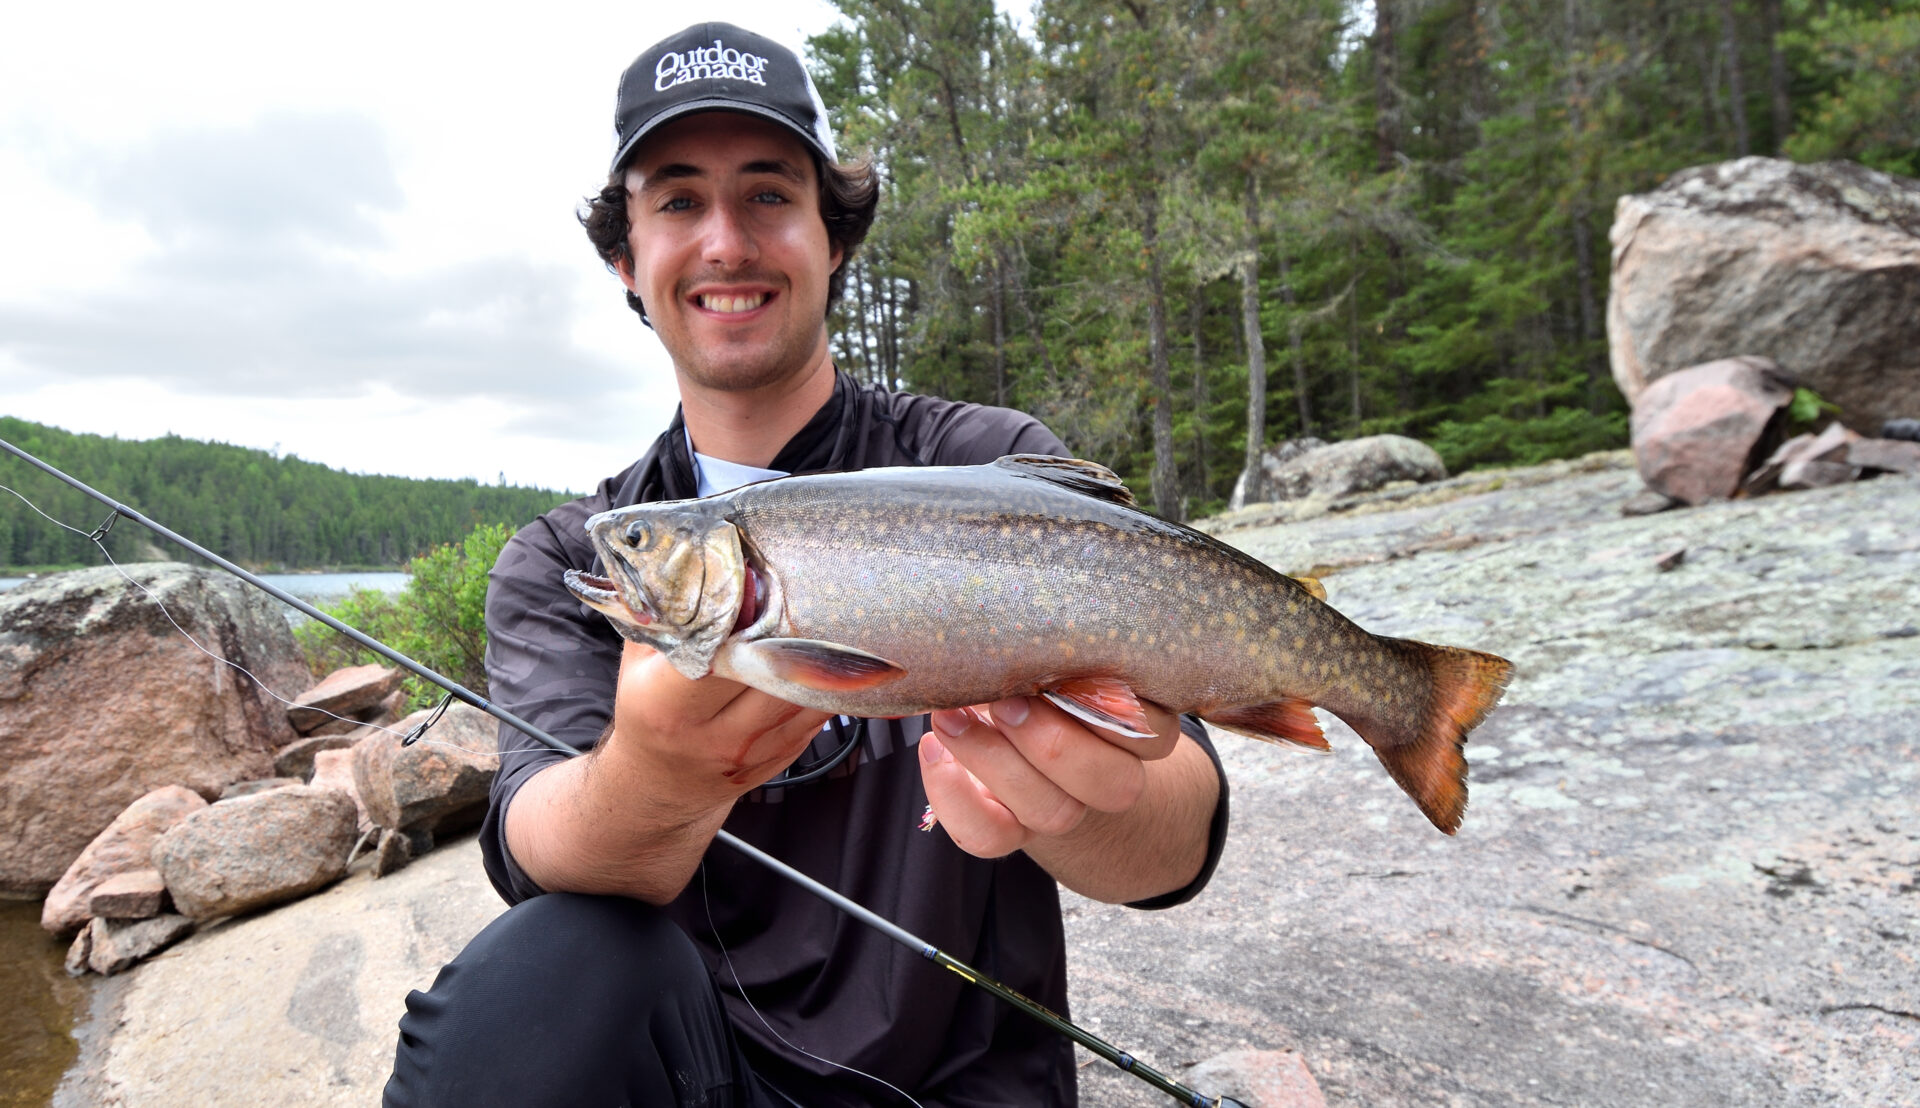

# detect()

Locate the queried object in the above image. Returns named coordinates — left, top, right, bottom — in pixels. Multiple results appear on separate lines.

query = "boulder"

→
left=41, top=785, right=207, bottom=936
left=150, top=786, right=360, bottom=920
left=1629, top=356, right=1795, bottom=504
left=0, top=563, right=308, bottom=897
left=353, top=703, right=499, bottom=835
left=81, top=914, right=196, bottom=976
left=87, top=869, right=169, bottom=920
left=1233, top=435, right=1445, bottom=508
left=288, top=664, right=405, bottom=734
left=1608, top=157, right=1920, bottom=436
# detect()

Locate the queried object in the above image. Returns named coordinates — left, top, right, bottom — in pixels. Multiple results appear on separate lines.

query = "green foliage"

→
left=0, top=416, right=568, bottom=571
left=1787, top=386, right=1843, bottom=426
left=1783, top=4, right=1920, bottom=177
left=295, top=522, right=512, bottom=709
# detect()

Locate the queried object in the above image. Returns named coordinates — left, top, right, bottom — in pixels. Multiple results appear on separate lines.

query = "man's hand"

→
left=917, top=695, right=1217, bottom=904
left=504, top=641, right=831, bottom=903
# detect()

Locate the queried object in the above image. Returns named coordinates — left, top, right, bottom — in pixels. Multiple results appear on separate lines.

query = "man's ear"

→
left=829, top=244, right=844, bottom=276
left=615, top=253, right=639, bottom=294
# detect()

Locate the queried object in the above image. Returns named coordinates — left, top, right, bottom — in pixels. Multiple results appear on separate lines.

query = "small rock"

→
left=1883, top=417, right=1920, bottom=442
left=1621, top=488, right=1680, bottom=516
left=1629, top=356, right=1795, bottom=505
left=87, top=869, right=168, bottom=920
left=64, top=924, right=92, bottom=977
left=288, top=664, right=406, bottom=734
left=151, top=786, right=360, bottom=920
left=311, top=747, right=373, bottom=833
left=41, top=785, right=207, bottom=937
left=272, top=730, right=365, bottom=781
left=354, top=703, right=499, bottom=834
left=371, top=828, right=414, bottom=878
left=1846, top=437, right=1920, bottom=474
left=1655, top=547, right=1687, bottom=572
left=218, top=777, right=302, bottom=802
left=85, top=913, right=196, bottom=976
left=1236, top=435, right=1445, bottom=509
left=1184, top=1048, right=1326, bottom=1108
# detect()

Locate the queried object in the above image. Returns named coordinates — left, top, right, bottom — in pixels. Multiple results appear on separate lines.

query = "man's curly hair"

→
left=579, top=148, right=879, bottom=327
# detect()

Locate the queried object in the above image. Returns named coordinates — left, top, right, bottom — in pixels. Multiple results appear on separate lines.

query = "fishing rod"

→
left=0, top=436, right=1247, bottom=1108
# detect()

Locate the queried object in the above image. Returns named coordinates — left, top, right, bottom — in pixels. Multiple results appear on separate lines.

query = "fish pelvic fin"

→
left=1043, top=677, right=1154, bottom=739
left=1348, top=642, right=1513, bottom=836
left=1288, top=575, right=1327, bottom=601
left=1202, top=699, right=1330, bottom=752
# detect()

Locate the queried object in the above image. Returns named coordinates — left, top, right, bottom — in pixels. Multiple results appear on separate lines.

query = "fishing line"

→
left=699, top=862, right=927, bottom=1108
left=0, top=437, right=1246, bottom=1108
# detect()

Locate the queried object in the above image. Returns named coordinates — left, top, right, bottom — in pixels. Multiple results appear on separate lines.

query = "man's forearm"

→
left=503, top=740, right=731, bottom=905
left=1022, top=735, right=1219, bottom=904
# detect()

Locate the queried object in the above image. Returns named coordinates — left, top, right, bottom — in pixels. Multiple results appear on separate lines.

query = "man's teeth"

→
left=700, top=293, right=766, bottom=313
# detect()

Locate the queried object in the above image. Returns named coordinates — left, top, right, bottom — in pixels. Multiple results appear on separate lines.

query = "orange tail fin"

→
left=1345, top=642, right=1513, bottom=835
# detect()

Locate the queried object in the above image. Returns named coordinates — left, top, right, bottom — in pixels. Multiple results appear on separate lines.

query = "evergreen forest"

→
left=808, top=0, right=1920, bottom=518
left=0, top=417, right=571, bottom=571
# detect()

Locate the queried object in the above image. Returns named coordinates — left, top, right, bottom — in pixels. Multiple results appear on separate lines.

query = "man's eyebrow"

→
left=636, top=159, right=808, bottom=191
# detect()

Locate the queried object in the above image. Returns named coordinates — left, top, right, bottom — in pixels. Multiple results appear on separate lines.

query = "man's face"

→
left=619, top=112, right=843, bottom=394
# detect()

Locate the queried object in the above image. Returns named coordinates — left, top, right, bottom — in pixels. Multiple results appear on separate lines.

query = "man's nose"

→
left=701, top=200, right=759, bottom=269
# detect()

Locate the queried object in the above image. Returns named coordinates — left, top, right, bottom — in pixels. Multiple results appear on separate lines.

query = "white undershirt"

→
left=687, top=429, right=788, bottom=497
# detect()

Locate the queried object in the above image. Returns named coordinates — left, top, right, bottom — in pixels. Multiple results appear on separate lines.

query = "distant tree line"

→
left=0, top=417, right=572, bottom=570
left=809, top=0, right=1919, bottom=518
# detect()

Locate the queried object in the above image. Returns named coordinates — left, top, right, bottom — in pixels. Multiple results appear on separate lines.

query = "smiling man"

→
left=383, top=23, right=1230, bottom=1108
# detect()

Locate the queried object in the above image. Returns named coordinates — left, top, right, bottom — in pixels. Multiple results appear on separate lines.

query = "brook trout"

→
left=565, top=455, right=1512, bottom=833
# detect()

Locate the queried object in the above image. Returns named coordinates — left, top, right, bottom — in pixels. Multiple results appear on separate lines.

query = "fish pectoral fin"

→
left=1042, top=677, right=1154, bottom=739
left=735, top=638, right=908, bottom=692
left=1202, top=699, right=1330, bottom=752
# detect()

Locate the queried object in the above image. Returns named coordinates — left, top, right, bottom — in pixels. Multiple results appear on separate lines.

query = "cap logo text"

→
left=656, top=39, right=769, bottom=91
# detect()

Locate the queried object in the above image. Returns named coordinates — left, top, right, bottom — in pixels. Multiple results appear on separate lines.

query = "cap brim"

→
left=610, top=99, right=834, bottom=174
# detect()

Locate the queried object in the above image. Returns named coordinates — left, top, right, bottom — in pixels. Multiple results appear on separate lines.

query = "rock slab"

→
left=0, top=563, right=308, bottom=897
left=1608, top=157, right=1920, bottom=436
left=1234, top=435, right=1445, bottom=509
left=289, top=665, right=405, bottom=734
left=151, top=786, right=360, bottom=920
left=41, top=785, right=207, bottom=937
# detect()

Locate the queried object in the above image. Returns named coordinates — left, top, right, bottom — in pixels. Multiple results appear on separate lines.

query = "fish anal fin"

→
left=1042, top=676, right=1153, bottom=739
left=1345, top=641, right=1514, bottom=836
left=1204, top=699, right=1329, bottom=751
left=735, top=638, right=907, bottom=693
left=993, top=455, right=1136, bottom=507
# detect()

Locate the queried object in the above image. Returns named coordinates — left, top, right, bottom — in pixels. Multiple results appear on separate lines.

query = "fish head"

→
left=566, top=500, right=748, bottom=679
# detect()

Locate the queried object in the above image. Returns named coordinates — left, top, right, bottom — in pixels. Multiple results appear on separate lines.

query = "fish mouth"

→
left=563, top=568, right=654, bottom=625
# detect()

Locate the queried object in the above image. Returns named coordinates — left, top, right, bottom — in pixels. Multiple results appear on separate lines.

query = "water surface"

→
left=0, top=901, right=86, bottom=1108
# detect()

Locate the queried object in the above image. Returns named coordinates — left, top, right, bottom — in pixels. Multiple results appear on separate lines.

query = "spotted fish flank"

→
left=565, top=455, right=1513, bottom=833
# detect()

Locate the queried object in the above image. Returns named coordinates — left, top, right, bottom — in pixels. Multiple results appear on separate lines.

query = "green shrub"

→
left=296, top=521, right=513, bottom=711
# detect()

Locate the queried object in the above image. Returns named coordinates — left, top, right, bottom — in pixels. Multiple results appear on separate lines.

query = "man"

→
left=384, top=22, right=1229, bottom=1107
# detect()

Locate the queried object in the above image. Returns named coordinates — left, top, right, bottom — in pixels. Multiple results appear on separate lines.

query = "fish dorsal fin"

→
left=993, top=455, right=1136, bottom=507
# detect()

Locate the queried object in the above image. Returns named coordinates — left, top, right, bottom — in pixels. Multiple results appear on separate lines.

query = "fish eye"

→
left=624, top=520, right=649, bottom=547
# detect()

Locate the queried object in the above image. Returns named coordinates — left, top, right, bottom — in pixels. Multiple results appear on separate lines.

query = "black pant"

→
left=383, top=893, right=788, bottom=1108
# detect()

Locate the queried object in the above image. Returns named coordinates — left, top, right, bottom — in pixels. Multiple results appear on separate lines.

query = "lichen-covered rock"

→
left=41, top=785, right=207, bottom=936
left=353, top=703, right=498, bottom=834
left=288, top=665, right=406, bottom=734
left=151, top=786, right=359, bottom=920
left=1630, top=356, right=1796, bottom=504
left=1608, top=157, right=1920, bottom=436
left=0, top=563, right=307, bottom=897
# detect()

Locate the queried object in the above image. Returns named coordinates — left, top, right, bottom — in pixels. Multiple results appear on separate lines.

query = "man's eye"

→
left=660, top=197, right=694, bottom=212
left=752, top=190, right=789, bottom=204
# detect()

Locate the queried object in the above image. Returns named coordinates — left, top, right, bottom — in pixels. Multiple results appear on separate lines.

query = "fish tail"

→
left=1343, top=640, right=1513, bottom=835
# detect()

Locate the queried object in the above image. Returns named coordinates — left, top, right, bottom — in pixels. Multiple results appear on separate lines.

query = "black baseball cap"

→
left=610, top=22, right=838, bottom=174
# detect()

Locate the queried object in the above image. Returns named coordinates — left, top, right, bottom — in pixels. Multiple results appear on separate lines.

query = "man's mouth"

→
left=698, top=292, right=768, bottom=314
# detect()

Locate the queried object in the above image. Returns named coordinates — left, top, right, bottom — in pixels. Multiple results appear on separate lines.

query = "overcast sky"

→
left=0, top=0, right=861, bottom=493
